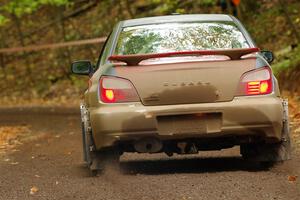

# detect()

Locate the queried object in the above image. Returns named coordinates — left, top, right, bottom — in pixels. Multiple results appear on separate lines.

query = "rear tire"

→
left=240, top=139, right=291, bottom=164
left=80, top=104, right=120, bottom=176
left=241, top=100, right=291, bottom=164
left=84, top=131, right=120, bottom=175
left=90, top=149, right=120, bottom=174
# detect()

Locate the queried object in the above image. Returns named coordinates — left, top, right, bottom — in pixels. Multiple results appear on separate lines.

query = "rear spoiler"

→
left=108, top=48, right=260, bottom=66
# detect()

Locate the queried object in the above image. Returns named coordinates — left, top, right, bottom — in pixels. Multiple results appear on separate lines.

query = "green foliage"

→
left=272, top=59, right=291, bottom=75
left=151, top=0, right=181, bottom=14
left=272, top=46, right=300, bottom=76
left=0, top=0, right=299, bottom=104
left=1, top=0, right=69, bottom=17
left=0, top=14, right=9, bottom=26
left=3, top=0, right=39, bottom=16
left=199, top=0, right=217, bottom=6
left=39, top=0, right=70, bottom=6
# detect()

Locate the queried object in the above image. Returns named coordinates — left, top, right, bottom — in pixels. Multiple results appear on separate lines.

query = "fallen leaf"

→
left=30, top=186, right=38, bottom=195
left=294, top=113, right=300, bottom=119
left=288, top=175, right=297, bottom=182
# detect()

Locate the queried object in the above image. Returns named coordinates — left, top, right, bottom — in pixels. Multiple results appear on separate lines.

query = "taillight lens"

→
left=238, top=67, right=273, bottom=96
left=99, top=76, right=140, bottom=103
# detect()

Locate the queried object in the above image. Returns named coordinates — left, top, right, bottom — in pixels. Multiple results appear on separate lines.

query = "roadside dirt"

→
left=0, top=106, right=299, bottom=200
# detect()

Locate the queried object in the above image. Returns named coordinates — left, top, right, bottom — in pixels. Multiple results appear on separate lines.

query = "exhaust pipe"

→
left=134, top=137, right=162, bottom=153
left=177, top=142, right=198, bottom=154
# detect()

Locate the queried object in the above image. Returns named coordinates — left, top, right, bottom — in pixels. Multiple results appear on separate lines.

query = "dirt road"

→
left=0, top=107, right=299, bottom=200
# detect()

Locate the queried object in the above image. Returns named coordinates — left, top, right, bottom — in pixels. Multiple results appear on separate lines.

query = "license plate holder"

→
left=156, top=113, right=222, bottom=135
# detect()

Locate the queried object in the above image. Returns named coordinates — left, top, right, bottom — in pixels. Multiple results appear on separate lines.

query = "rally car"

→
left=71, top=14, right=291, bottom=174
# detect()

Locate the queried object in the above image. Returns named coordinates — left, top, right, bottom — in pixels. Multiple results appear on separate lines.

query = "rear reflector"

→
left=99, top=76, right=140, bottom=103
left=238, top=67, right=273, bottom=96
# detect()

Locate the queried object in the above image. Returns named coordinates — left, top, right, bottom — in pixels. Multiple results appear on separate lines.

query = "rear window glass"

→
left=115, top=22, right=250, bottom=55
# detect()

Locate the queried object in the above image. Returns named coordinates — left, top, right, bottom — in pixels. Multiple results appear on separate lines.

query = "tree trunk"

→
left=59, top=7, right=72, bottom=80
left=125, top=0, right=134, bottom=18
left=278, top=0, right=300, bottom=43
left=236, top=4, right=242, bottom=19
left=0, top=53, right=6, bottom=79
left=12, top=14, right=25, bottom=47
left=11, top=13, right=33, bottom=84
left=0, top=31, right=6, bottom=75
left=117, top=0, right=125, bottom=19
left=68, top=20, right=96, bottom=60
left=225, top=0, right=233, bottom=15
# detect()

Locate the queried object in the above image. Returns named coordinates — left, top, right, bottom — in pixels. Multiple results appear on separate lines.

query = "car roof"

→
left=121, top=14, right=234, bottom=27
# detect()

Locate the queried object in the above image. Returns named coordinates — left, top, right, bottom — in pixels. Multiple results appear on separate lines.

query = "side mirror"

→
left=260, top=50, right=274, bottom=64
left=71, top=60, right=93, bottom=75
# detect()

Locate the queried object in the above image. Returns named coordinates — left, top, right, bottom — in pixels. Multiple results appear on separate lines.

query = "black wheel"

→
left=90, top=148, right=121, bottom=175
left=241, top=140, right=291, bottom=161
left=241, top=131, right=291, bottom=164
left=82, top=125, right=120, bottom=175
left=241, top=100, right=291, bottom=164
left=80, top=105, right=120, bottom=176
left=89, top=169, right=98, bottom=177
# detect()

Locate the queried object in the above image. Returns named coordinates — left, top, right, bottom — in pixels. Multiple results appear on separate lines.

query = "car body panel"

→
left=80, top=14, right=284, bottom=152
left=89, top=95, right=283, bottom=149
left=98, top=14, right=256, bottom=66
left=110, top=58, right=257, bottom=106
left=121, top=14, right=233, bottom=27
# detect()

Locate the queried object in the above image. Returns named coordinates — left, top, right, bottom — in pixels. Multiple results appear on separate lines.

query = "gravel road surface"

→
left=0, top=107, right=299, bottom=200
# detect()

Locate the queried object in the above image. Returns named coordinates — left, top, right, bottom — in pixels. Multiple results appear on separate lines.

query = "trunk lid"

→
left=113, top=58, right=256, bottom=106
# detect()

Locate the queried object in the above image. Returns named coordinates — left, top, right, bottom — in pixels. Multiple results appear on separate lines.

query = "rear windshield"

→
left=115, top=22, right=250, bottom=55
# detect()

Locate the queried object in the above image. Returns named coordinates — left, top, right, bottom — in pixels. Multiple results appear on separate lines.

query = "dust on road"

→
left=0, top=107, right=299, bottom=200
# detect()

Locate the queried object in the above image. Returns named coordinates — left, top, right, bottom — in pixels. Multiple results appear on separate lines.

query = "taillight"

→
left=237, top=67, right=273, bottom=96
left=99, top=76, right=140, bottom=103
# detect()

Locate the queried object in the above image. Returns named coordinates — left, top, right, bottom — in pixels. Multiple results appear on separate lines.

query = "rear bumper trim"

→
left=89, top=96, right=283, bottom=149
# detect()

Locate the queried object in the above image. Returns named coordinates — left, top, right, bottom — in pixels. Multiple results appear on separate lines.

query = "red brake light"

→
left=104, top=89, right=115, bottom=101
left=100, top=76, right=140, bottom=103
left=238, top=67, right=273, bottom=96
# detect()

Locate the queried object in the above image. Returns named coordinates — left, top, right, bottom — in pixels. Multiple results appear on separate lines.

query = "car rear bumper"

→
left=89, top=95, right=284, bottom=150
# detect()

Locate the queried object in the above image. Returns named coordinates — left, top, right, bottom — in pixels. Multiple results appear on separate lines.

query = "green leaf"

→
left=0, top=14, right=9, bottom=26
left=1, top=0, right=69, bottom=17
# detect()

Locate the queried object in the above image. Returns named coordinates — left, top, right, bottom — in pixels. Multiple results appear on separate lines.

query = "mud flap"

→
left=241, top=99, right=291, bottom=162
left=80, top=103, right=96, bottom=166
left=279, top=99, right=292, bottom=160
left=80, top=104, right=120, bottom=173
left=80, top=104, right=88, bottom=162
